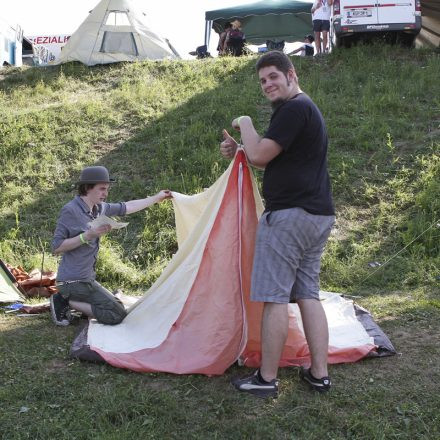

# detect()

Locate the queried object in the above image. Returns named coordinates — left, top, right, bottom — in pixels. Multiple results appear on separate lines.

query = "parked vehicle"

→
left=330, top=0, right=422, bottom=47
left=0, top=18, right=37, bottom=67
left=0, top=18, right=22, bottom=67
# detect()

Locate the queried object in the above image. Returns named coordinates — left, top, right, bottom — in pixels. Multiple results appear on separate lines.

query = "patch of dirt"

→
left=46, top=358, right=71, bottom=373
left=330, top=207, right=372, bottom=241
left=141, top=378, right=175, bottom=392
left=92, top=141, right=119, bottom=155
left=370, top=319, right=440, bottom=381
left=390, top=325, right=440, bottom=349
left=91, top=127, right=134, bottom=156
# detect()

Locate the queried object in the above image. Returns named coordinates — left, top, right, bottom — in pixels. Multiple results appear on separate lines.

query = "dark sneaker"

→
left=50, top=293, right=70, bottom=326
left=231, top=370, right=279, bottom=399
left=65, top=309, right=82, bottom=322
left=300, top=367, right=331, bottom=393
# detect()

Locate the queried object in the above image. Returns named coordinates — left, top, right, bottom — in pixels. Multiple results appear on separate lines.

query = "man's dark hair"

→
left=255, top=50, right=294, bottom=76
left=78, top=183, right=97, bottom=196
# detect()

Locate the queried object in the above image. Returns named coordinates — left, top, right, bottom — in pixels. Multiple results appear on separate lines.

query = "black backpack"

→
left=266, top=40, right=285, bottom=51
left=189, top=45, right=211, bottom=59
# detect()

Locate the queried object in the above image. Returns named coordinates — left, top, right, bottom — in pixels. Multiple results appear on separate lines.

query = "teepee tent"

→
left=55, top=0, right=179, bottom=66
left=0, top=260, right=23, bottom=303
left=72, top=152, right=395, bottom=374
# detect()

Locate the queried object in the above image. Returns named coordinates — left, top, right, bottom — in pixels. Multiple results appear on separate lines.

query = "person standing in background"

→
left=217, top=22, right=232, bottom=55
left=311, top=0, right=333, bottom=54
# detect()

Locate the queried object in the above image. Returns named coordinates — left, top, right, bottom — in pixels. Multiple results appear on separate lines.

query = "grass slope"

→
left=0, top=44, right=439, bottom=439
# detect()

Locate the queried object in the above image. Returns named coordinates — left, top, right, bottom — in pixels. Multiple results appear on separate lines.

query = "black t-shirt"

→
left=262, top=93, right=334, bottom=215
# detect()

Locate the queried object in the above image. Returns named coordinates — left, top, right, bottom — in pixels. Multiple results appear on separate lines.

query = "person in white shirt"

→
left=289, top=35, right=315, bottom=57
left=311, top=0, right=333, bottom=54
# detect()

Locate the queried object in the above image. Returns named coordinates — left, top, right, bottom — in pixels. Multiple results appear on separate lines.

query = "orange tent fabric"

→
left=83, top=151, right=382, bottom=374
left=89, top=151, right=255, bottom=374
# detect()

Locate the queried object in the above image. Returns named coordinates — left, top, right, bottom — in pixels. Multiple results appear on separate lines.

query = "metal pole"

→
left=204, top=20, right=212, bottom=48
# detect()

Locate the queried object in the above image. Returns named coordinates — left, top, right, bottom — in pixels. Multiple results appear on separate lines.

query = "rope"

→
left=238, top=134, right=438, bottom=285
left=360, top=218, right=440, bottom=284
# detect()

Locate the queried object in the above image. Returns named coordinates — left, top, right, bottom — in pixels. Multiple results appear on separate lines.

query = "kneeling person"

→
left=51, top=165, right=171, bottom=326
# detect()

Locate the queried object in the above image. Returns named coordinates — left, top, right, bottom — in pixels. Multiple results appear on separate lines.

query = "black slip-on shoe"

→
left=231, top=370, right=279, bottom=399
left=300, top=367, right=331, bottom=393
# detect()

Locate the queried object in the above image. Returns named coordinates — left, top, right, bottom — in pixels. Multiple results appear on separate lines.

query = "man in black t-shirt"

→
left=220, top=51, right=335, bottom=398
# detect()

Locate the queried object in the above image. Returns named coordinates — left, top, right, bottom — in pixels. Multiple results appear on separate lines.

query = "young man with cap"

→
left=50, top=165, right=171, bottom=326
left=220, top=51, right=335, bottom=398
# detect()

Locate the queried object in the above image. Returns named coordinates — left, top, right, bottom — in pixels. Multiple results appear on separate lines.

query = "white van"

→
left=330, top=0, right=422, bottom=47
left=0, top=19, right=38, bottom=67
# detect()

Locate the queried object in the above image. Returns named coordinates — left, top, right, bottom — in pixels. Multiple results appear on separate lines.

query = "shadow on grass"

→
left=0, top=62, right=118, bottom=91
left=0, top=57, right=260, bottom=284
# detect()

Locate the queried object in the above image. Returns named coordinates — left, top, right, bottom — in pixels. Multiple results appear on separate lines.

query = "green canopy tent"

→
left=204, top=0, right=314, bottom=48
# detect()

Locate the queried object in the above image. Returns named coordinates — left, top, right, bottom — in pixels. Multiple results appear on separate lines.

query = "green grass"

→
left=1, top=43, right=439, bottom=439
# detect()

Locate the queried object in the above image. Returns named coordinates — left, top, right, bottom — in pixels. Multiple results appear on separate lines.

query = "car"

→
left=330, top=0, right=422, bottom=48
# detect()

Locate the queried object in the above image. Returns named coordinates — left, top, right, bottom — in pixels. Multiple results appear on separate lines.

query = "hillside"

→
left=0, top=44, right=438, bottom=292
left=0, top=44, right=439, bottom=439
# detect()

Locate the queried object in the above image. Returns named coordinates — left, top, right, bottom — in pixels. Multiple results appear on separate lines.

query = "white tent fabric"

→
left=81, top=152, right=383, bottom=375
left=0, top=262, right=23, bottom=303
left=291, top=291, right=374, bottom=350
left=54, top=0, right=178, bottom=66
left=88, top=159, right=237, bottom=351
left=88, top=155, right=263, bottom=354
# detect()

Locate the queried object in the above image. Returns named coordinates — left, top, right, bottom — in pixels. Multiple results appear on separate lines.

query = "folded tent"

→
left=72, top=151, right=395, bottom=374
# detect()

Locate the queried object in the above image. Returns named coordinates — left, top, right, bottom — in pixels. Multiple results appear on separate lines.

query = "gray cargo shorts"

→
left=251, top=207, right=334, bottom=303
left=57, top=280, right=127, bottom=325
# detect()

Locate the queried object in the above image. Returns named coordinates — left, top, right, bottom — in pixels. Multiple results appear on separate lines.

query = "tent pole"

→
left=204, top=20, right=212, bottom=48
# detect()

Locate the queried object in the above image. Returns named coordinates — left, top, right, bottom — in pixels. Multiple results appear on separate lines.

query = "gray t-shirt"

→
left=52, top=195, right=126, bottom=282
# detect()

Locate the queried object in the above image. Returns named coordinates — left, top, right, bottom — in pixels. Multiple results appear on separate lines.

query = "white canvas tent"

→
left=0, top=260, right=23, bottom=303
left=71, top=152, right=395, bottom=375
left=54, top=0, right=179, bottom=66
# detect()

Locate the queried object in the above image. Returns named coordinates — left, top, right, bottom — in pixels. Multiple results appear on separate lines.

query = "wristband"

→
left=79, top=233, right=90, bottom=245
left=237, top=116, right=244, bottom=126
